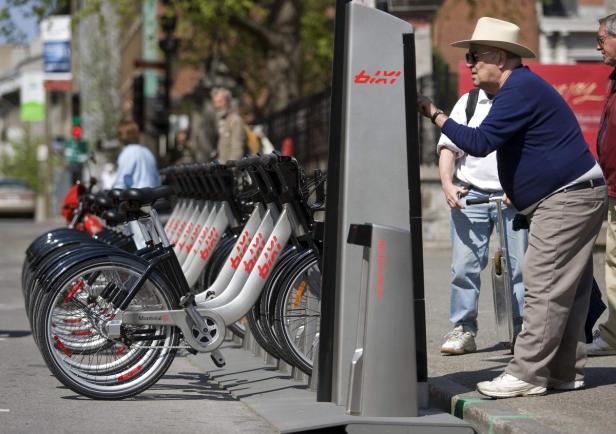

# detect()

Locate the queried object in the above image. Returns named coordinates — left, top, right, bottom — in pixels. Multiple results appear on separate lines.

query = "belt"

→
left=555, top=178, right=605, bottom=194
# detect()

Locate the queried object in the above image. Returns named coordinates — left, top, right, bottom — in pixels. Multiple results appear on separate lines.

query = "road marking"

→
left=453, top=398, right=489, bottom=418
left=488, top=414, right=534, bottom=434
left=0, top=409, right=10, bottom=413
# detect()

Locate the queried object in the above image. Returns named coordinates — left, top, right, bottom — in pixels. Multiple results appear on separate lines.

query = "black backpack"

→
left=465, top=88, right=480, bottom=124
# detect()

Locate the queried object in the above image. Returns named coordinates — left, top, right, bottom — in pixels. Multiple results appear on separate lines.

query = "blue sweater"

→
left=441, top=66, right=596, bottom=210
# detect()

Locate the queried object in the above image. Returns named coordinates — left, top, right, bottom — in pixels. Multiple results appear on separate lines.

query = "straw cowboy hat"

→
left=451, top=17, right=536, bottom=58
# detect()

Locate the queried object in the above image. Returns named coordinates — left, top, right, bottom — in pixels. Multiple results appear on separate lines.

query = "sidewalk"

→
left=186, top=244, right=616, bottom=434
left=423, top=245, right=616, bottom=434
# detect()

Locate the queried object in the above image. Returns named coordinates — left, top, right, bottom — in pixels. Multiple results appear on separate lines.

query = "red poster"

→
left=458, top=63, right=613, bottom=158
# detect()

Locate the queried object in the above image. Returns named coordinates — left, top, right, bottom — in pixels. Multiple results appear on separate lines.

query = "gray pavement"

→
left=1, top=219, right=615, bottom=433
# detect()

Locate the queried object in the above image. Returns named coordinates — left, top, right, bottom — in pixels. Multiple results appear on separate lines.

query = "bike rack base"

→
left=192, top=341, right=472, bottom=434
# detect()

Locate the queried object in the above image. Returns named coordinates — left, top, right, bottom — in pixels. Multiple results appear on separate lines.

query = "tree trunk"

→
left=264, top=0, right=302, bottom=112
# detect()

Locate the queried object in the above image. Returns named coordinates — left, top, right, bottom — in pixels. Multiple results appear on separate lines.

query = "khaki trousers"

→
left=600, top=196, right=616, bottom=347
left=506, top=185, right=607, bottom=387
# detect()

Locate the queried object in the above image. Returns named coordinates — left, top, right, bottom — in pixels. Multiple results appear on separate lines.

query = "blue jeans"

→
left=449, top=189, right=527, bottom=335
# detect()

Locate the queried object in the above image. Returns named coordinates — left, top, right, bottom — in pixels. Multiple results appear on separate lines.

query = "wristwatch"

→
left=431, top=109, right=445, bottom=124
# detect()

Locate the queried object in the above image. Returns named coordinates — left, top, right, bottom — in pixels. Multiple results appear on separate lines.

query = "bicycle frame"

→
left=121, top=203, right=299, bottom=353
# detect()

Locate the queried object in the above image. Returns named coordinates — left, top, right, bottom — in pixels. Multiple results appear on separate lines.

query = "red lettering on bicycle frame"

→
left=354, top=69, right=401, bottom=85
left=376, top=239, right=386, bottom=300
left=199, top=228, right=220, bottom=261
left=192, top=225, right=210, bottom=254
left=243, top=233, right=265, bottom=272
left=258, top=236, right=283, bottom=280
left=185, top=223, right=202, bottom=253
left=229, top=230, right=251, bottom=269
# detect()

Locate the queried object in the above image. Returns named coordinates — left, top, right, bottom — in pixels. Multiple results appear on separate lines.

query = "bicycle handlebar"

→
left=466, top=196, right=503, bottom=206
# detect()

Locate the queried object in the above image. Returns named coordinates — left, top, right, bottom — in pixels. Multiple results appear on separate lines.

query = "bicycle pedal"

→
left=179, top=293, right=196, bottom=307
left=210, top=349, right=226, bottom=367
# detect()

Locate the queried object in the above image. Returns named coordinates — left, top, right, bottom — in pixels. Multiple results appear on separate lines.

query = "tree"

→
left=0, top=0, right=335, bottom=118
left=174, top=0, right=335, bottom=115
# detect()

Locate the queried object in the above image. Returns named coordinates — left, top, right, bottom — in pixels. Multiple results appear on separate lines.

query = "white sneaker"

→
left=549, top=380, right=585, bottom=390
left=477, top=373, right=546, bottom=398
left=585, top=330, right=616, bottom=356
left=441, top=326, right=476, bottom=355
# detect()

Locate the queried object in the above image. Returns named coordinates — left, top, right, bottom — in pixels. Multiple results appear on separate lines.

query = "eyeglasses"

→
left=597, top=33, right=612, bottom=46
left=465, top=50, right=495, bottom=65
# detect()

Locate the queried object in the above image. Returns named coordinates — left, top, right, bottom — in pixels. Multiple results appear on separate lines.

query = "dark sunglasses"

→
left=465, top=50, right=495, bottom=65
left=597, top=33, right=612, bottom=46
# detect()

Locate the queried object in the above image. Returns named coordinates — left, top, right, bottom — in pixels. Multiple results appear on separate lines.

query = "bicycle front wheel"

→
left=36, top=256, right=180, bottom=399
left=273, top=253, right=321, bottom=374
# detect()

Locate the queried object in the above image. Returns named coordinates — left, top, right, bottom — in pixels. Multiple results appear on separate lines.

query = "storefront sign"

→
left=458, top=63, right=613, bottom=158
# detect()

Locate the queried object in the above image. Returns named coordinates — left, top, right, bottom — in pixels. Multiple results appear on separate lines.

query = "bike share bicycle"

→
left=24, top=153, right=325, bottom=399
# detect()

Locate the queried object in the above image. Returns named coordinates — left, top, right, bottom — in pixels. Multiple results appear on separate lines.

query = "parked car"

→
left=0, top=177, right=35, bottom=217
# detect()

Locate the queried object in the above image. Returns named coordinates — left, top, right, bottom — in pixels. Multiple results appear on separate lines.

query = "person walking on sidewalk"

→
left=418, top=17, right=606, bottom=398
left=438, top=88, right=527, bottom=355
left=211, top=87, right=246, bottom=163
left=112, top=119, right=160, bottom=249
left=586, top=13, right=616, bottom=357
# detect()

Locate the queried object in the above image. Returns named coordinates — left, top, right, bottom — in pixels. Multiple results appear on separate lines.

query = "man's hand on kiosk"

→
left=417, top=94, right=447, bottom=127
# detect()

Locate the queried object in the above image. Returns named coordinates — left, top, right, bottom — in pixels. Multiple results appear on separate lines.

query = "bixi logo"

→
left=354, top=69, right=401, bottom=85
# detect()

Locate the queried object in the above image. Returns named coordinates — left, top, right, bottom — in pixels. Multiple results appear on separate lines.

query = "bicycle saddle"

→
left=120, top=185, right=174, bottom=206
left=101, top=209, right=128, bottom=226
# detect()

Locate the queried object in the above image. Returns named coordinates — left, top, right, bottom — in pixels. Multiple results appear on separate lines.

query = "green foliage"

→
left=0, top=0, right=335, bottom=115
left=0, top=127, right=43, bottom=192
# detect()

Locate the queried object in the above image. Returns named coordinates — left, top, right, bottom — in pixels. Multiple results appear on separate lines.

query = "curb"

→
left=428, top=376, right=561, bottom=434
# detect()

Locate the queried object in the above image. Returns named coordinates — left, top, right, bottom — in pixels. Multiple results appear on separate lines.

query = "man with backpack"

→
left=437, top=86, right=527, bottom=355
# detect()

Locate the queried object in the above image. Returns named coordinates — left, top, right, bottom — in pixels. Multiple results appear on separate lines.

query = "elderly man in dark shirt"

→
left=586, top=13, right=616, bottom=357
left=418, top=17, right=606, bottom=398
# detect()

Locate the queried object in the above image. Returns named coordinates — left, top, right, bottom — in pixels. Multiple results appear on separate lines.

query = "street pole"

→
left=36, top=88, right=52, bottom=222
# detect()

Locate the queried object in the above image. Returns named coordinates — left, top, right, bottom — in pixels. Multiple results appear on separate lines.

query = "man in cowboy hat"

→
left=586, top=12, right=616, bottom=357
left=418, top=17, right=606, bottom=398
left=436, top=68, right=527, bottom=357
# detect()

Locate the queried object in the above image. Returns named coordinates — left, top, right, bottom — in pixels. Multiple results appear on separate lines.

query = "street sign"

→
left=20, top=72, right=45, bottom=122
left=63, top=138, right=89, bottom=164
left=41, top=16, right=72, bottom=84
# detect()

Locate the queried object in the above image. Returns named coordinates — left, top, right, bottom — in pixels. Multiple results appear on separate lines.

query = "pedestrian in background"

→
left=586, top=13, right=616, bottom=357
left=437, top=86, right=527, bottom=356
left=112, top=120, right=160, bottom=189
left=112, top=119, right=160, bottom=249
left=418, top=17, right=606, bottom=398
left=211, top=87, right=245, bottom=162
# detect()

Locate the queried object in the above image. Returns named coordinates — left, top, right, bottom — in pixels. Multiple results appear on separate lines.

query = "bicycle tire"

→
left=35, top=255, right=180, bottom=399
left=273, top=252, right=321, bottom=374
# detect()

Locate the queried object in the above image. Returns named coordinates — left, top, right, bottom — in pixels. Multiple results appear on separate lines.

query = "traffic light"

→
left=132, top=74, right=145, bottom=131
left=71, top=116, right=82, bottom=139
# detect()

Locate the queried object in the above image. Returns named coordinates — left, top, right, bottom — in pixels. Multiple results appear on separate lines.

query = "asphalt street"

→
left=1, top=218, right=615, bottom=434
